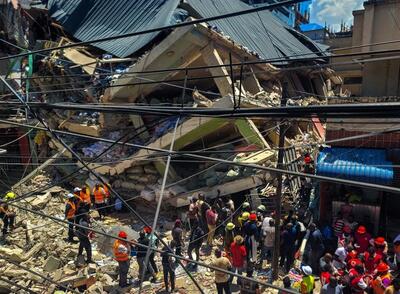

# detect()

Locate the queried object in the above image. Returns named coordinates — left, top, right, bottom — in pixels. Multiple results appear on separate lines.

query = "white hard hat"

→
left=67, top=193, right=74, bottom=199
left=301, top=265, right=313, bottom=276
left=73, top=187, right=82, bottom=192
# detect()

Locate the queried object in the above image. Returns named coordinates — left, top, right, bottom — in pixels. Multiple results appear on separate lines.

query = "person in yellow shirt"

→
left=211, top=249, right=232, bottom=294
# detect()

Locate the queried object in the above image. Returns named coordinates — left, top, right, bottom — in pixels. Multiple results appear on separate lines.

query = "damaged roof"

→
left=184, top=0, right=324, bottom=61
left=47, top=0, right=182, bottom=57
left=47, top=0, right=324, bottom=61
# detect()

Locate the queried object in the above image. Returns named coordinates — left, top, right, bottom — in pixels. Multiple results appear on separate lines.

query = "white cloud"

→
left=310, top=0, right=364, bottom=31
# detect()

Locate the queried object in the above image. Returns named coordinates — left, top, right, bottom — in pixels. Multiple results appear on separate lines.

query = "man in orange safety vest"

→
left=113, top=231, right=131, bottom=288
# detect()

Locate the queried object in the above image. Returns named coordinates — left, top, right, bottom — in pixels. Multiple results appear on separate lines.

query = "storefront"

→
left=316, top=147, right=399, bottom=238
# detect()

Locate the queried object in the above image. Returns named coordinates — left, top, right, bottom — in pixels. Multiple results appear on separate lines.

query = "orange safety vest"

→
left=113, top=240, right=130, bottom=262
left=103, top=184, right=110, bottom=199
left=93, top=187, right=105, bottom=204
left=66, top=200, right=76, bottom=219
left=372, top=273, right=391, bottom=294
left=80, top=187, right=91, bottom=204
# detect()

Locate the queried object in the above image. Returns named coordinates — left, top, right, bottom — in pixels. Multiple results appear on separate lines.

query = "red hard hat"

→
left=348, top=258, right=362, bottom=268
left=347, top=250, right=358, bottom=260
left=374, top=237, right=385, bottom=246
left=249, top=213, right=257, bottom=221
left=376, top=262, right=389, bottom=272
left=357, top=225, right=366, bottom=234
left=118, top=231, right=127, bottom=239
left=144, top=226, right=152, bottom=234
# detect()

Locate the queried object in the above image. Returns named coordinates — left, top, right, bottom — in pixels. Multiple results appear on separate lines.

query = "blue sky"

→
left=309, top=0, right=364, bottom=30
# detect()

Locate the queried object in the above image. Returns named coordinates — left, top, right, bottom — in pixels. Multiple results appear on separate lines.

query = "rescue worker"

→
left=238, top=212, right=250, bottom=233
left=372, top=262, right=392, bottom=294
left=75, top=212, right=92, bottom=263
left=300, top=265, right=315, bottom=294
left=144, top=226, right=159, bottom=276
left=0, top=202, right=15, bottom=236
left=223, top=222, right=235, bottom=253
left=93, top=183, right=106, bottom=219
left=113, top=231, right=131, bottom=288
left=73, top=187, right=83, bottom=206
left=373, top=237, right=388, bottom=257
left=243, top=213, right=259, bottom=264
left=242, top=202, right=251, bottom=213
left=65, top=193, right=77, bottom=243
left=80, top=185, right=91, bottom=209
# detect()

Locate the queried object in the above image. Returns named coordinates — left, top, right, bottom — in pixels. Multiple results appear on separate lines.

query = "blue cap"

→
left=394, top=234, right=400, bottom=244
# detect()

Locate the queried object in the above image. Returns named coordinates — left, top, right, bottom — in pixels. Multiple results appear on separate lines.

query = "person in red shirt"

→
left=373, top=237, right=388, bottom=257
left=230, top=235, right=247, bottom=282
left=364, top=246, right=382, bottom=274
left=351, top=265, right=368, bottom=294
left=354, top=226, right=372, bottom=254
left=206, top=206, right=218, bottom=247
left=320, top=264, right=332, bottom=286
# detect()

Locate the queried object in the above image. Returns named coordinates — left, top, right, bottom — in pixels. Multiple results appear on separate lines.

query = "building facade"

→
left=325, top=0, right=400, bottom=96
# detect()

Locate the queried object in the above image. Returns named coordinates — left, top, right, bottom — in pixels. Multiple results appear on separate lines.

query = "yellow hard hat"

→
left=4, top=191, right=16, bottom=200
left=242, top=212, right=250, bottom=220
left=226, top=222, right=235, bottom=231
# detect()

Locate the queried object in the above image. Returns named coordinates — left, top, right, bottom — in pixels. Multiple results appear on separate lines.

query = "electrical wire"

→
left=2, top=101, right=400, bottom=118
left=2, top=49, right=400, bottom=99
left=2, top=77, right=205, bottom=293
left=0, top=0, right=311, bottom=62
left=3, top=116, right=400, bottom=196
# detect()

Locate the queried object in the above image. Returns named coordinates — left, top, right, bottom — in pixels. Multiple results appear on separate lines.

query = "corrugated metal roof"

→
left=316, top=147, right=394, bottom=185
left=185, top=0, right=324, bottom=61
left=47, top=0, right=181, bottom=57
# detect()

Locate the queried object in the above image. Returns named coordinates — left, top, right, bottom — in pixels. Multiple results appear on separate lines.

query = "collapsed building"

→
left=0, top=0, right=343, bottom=209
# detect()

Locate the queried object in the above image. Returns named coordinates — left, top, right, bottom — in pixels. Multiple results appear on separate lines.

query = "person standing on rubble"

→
left=161, top=241, right=176, bottom=293
left=187, top=197, right=198, bottom=232
left=206, top=205, right=218, bottom=248
left=198, top=193, right=210, bottom=234
left=144, top=226, right=159, bottom=276
left=0, top=202, right=15, bottom=236
left=75, top=212, right=92, bottom=263
left=136, top=230, right=157, bottom=282
left=187, top=219, right=204, bottom=271
left=211, top=248, right=232, bottom=294
left=113, top=231, right=131, bottom=288
left=224, top=222, right=235, bottom=254
left=64, top=193, right=78, bottom=243
left=171, top=219, right=184, bottom=257
left=243, top=213, right=259, bottom=264
left=93, top=183, right=106, bottom=219
left=79, top=185, right=91, bottom=210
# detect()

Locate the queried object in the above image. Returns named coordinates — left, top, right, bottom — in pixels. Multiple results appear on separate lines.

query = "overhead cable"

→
left=2, top=118, right=400, bottom=194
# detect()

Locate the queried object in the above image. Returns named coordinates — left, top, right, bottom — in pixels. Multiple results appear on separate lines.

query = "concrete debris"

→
left=43, top=256, right=63, bottom=272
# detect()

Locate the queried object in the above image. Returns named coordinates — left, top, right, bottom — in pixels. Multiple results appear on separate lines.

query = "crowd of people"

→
left=61, top=184, right=400, bottom=293
left=3, top=176, right=399, bottom=294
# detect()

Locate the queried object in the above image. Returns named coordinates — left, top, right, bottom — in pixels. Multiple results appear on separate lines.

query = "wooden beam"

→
left=202, top=45, right=235, bottom=97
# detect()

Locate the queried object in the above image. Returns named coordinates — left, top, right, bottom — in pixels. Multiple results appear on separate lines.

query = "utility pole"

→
left=272, top=103, right=287, bottom=281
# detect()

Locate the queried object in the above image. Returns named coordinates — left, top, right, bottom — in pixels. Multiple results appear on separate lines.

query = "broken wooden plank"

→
left=202, top=44, right=235, bottom=97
